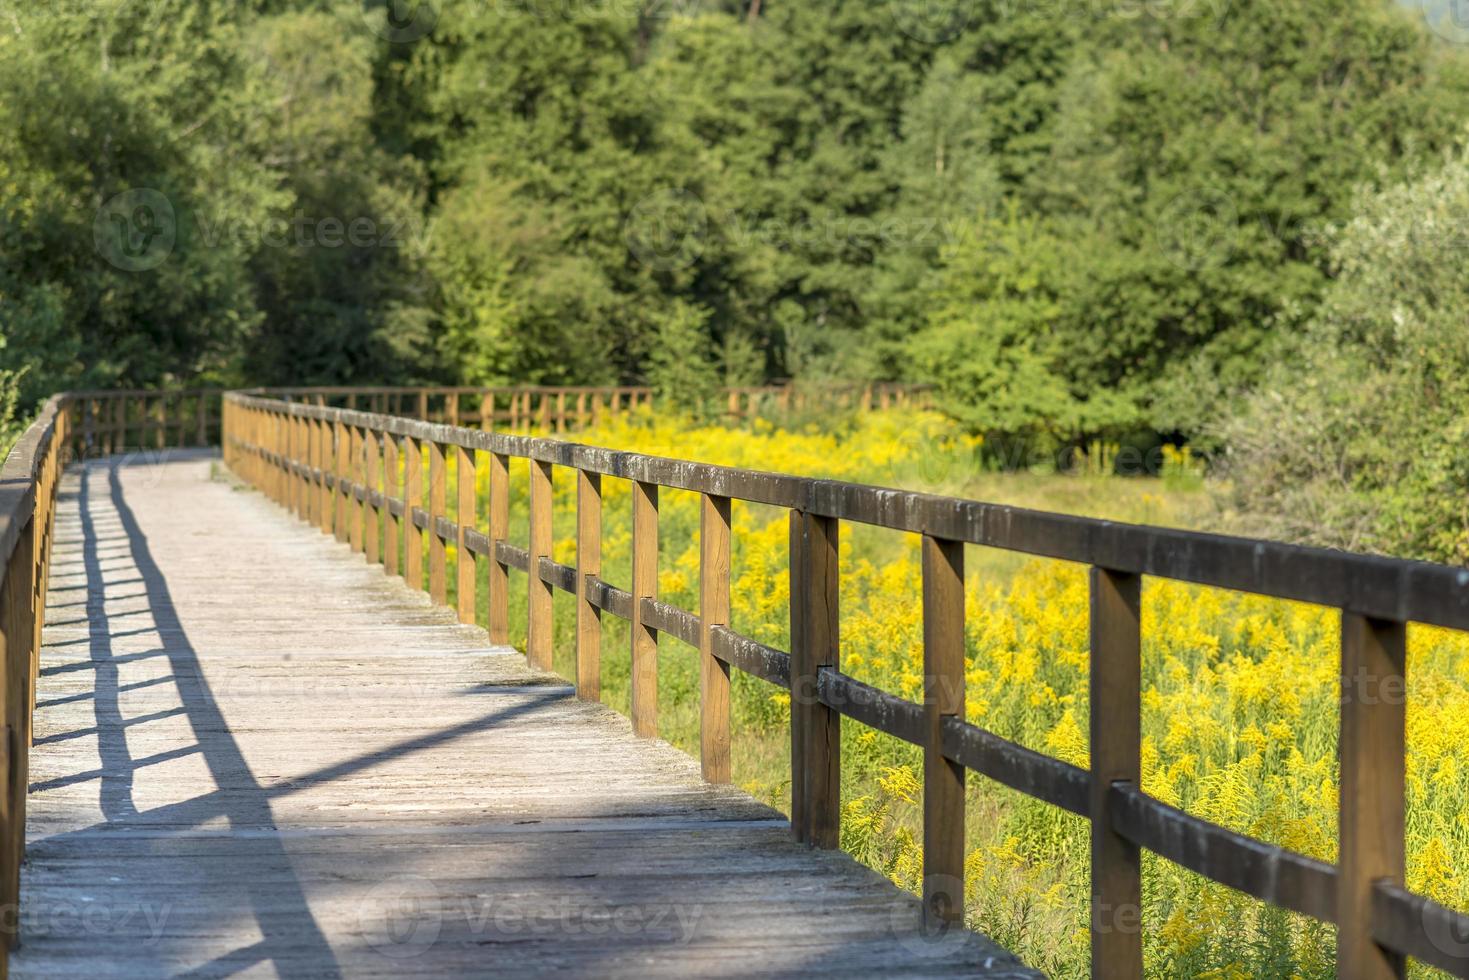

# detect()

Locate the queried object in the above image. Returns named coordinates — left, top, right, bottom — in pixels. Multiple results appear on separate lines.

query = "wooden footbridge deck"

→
left=1, top=387, right=1468, bottom=978
left=17, top=450, right=1028, bottom=977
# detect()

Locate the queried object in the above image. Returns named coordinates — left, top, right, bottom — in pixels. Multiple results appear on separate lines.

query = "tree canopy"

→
left=4, top=0, right=1467, bottom=456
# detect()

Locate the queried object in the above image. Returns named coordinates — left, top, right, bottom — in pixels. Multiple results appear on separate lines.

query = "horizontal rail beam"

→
left=817, top=668, right=923, bottom=744
left=585, top=575, right=633, bottom=621
left=640, top=597, right=699, bottom=648
left=940, top=715, right=1090, bottom=816
left=710, top=627, right=791, bottom=689
left=495, top=541, right=530, bottom=574
left=539, top=556, right=576, bottom=595
left=1109, top=784, right=1338, bottom=923
left=1371, top=882, right=1469, bottom=975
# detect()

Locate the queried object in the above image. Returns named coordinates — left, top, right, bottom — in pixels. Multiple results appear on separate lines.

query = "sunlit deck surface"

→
left=18, top=451, right=1035, bottom=978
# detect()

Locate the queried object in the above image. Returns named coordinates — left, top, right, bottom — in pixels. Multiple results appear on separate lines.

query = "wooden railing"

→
left=0, top=389, right=223, bottom=974
left=66, top=389, right=223, bottom=456
left=0, top=396, right=68, bottom=975
left=258, top=382, right=933, bottom=432
left=723, top=381, right=933, bottom=418
left=222, top=390, right=1469, bottom=978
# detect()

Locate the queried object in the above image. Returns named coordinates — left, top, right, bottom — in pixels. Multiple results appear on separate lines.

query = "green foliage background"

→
left=5, top=0, right=1469, bottom=557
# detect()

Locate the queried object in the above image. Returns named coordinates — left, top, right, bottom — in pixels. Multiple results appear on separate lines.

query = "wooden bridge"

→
left=1, top=388, right=1467, bottom=978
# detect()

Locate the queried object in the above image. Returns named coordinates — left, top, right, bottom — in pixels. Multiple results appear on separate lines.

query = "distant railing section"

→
left=223, top=389, right=1469, bottom=980
left=723, top=381, right=932, bottom=418
left=258, top=382, right=933, bottom=432
left=65, top=389, right=223, bottom=457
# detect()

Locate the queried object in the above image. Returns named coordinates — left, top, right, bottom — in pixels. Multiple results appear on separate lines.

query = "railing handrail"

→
left=0, top=395, right=64, bottom=570
left=224, top=393, right=1469, bottom=631
left=222, top=389, right=1469, bottom=978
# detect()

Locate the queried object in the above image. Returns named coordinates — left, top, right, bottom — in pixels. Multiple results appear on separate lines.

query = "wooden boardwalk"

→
left=16, top=452, right=1035, bottom=978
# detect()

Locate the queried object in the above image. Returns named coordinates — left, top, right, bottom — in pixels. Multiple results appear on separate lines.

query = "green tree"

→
left=1221, top=146, right=1469, bottom=562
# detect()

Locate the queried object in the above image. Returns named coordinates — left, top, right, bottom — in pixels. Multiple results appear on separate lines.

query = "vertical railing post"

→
left=349, top=426, right=364, bottom=554
left=384, top=434, right=400, bottom=578
left=405, top=436, right=423, bottom=591
left=456, top=444, right=477, bottom=624
left=790, top=511, right=840, bottom=847
left=283, top=412, right=296, bottom=517
left=196, top=392, right=207, bottom=447
left=154, top=397, right=165, bottom=450
left=83, top=398, right=96, bottom=461
left=631, top=481, right=659, bottom=737
left=296, top=414, right=309, bottom=521
left=263, top=410, right=276, bottom=503
left=922, top=534, right=964, bottom=924
left=429, top=440, right=447, bottom=605
left=333, top=419, right=349, bottom=543
left=98, top=397, right=111, bottom=457
left=365, top=429, right=381, bottom=567
left=487, top=452, right=510, bottom=645
left=1089, top=566, right=1143, bottom=977
left=1338, top=613, right=1407, bottom=980
left=576, top=469, right=602, bottom=701
left=316, top=418, right=332, bottom=536
left=699, top=493, right=731, bottom=783
left=527, top=459, right=553, bottom=670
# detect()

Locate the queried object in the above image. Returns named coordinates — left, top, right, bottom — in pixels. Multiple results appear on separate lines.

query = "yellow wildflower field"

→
left=434, top=408, right=1468, bottom=978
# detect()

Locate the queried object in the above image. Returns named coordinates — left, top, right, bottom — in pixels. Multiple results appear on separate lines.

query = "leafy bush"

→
left=1220, top=147, right=1469, bottom=562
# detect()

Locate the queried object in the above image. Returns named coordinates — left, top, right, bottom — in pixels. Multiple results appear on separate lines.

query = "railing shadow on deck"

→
left=24, top=454, right=344, bottom=977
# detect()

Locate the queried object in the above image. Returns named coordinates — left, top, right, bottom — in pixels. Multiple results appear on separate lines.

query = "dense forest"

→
left=5, top=0, right=1469, bottom=559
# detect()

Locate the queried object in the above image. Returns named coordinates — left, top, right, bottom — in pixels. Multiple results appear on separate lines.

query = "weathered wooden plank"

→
left=631, top=481, right=658, bottom=738
left=1110, top=784, right=1336, bottom=922
left=1089, top=566, right=1142, bottom=976
left=699, top=494, right=731, bottom=784
left=404, top=437, right=422, bottom=592
left=428, top=440, right=446, bottom=606
left=791, top=512, right=838, bottom=848
left=921, top=534, right=963, bottom=927
left=576, top=469, right=601, bottom=702
left=1339, top=613, right=1407, bottom=979
left=455, top=446, right=476, bottom=625
left=487, top=452, right=510, bottom=646
left=527, top=460, right=553, bottom=672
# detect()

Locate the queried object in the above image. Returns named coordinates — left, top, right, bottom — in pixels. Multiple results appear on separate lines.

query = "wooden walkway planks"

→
left=16, top=451, right=1037, bottom=978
